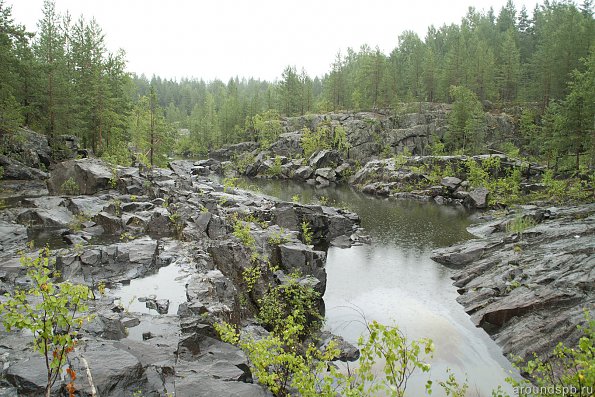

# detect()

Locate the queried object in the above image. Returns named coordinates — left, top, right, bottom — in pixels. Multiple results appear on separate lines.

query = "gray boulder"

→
left=308, top=149, right=342, bottom=169
left=0, top=221, right=28, bottom=253
left=47, top=158, right=114, bottom=195
left=465, top=187, right=489, bottom=209
left=440, top=176, right=462, bottom=191
left=0, top=155, right=48, bottom=180
left=294, top=166, right=313, bottom=180
left=71, top=342, right=145, bottom=397
left=315, top=167, right=337, bottom=182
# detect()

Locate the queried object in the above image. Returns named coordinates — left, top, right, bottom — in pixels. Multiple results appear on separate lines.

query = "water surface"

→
left=243, top=178, right=515, bottom=396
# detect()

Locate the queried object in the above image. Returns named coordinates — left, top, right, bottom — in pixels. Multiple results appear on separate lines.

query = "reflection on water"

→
left=241, top=178, right=515, bottom=396
left=113, top=260, right=192, bottom=315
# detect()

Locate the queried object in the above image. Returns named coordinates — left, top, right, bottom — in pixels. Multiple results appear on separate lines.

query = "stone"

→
left=274, top=242, right=327, bottom=294
left=16, top=207, right=74, bottom=228
left=210, top=142, right=260, bottom=161
left=145, top=207, right=173, bottom=236
left=94, top=211, right=123, bottom=234
left=308, top=149, right=342, bottom=169
left=440, top=176, right=462, bottom=190
left=315, top=176, right=330, bottom=187
left=315, top=167, right=337, bottom=182
left=465, top=187, right=489, bottom=209
left=294, top=165, right=313, bottom=180
left=0, top=155, right=48, bottom=180
left=67, top=196, right=109, bottom=216
left=434, top=204, right=595, bottom=361
left=317, top=331, right=360, bottom=362
left=0, top=221, right=27, bottom=253
left=71, top=342, right=145, bottom=397
left=269, top=131, right=303, bottom=157
left=49, top=134, right=80, bottom=161
left=4, top=356, right=55, bottom=395
left=47, top=158, right=114, bottom=195
left=145, top=298, right=170, bottom=314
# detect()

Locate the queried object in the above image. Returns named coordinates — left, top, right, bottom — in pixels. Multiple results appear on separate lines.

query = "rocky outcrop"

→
left=210, top=141, right=260, bottom=161
left=0, top=155, right=360, bottom=396
left=349, top=154, right=543, bottom=209
left=431, top=205, right=595, bottom=361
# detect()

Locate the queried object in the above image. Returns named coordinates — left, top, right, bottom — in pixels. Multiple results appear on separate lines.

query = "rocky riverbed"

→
left=432, top=205, right=595, bottom=361
left=0, top=130, right=362, bottom=396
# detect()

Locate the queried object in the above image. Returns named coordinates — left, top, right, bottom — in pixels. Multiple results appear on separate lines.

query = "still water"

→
left=242, top=178, right=515, bottom=396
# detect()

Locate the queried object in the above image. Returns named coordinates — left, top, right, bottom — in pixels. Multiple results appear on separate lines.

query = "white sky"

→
left=10, top=0, right=539, bottom=82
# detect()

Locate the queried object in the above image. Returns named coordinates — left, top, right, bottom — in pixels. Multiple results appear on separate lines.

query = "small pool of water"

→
left=112, top=259, right=192, bottom=315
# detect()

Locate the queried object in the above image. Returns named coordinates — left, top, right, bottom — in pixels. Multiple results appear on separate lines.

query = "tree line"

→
left=0, top=0, right=593, bottom=167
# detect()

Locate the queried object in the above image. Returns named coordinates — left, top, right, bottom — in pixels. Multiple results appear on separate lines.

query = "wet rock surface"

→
left=0, top=153, right=360, bottom=396
left=431, top=205, right=595, bottom=361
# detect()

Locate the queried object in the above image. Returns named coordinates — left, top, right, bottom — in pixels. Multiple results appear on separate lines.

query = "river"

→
left=241, top=177, right=515, bottom=396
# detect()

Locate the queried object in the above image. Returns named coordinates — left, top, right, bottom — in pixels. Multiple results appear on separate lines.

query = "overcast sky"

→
left=10, top=0, right=539, bottom=82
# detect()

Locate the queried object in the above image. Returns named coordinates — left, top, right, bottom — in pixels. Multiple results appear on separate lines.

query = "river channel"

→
left=240, top=178, right=515, bottom=396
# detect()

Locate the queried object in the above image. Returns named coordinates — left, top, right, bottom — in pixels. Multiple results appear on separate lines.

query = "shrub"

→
left=233, top=217, right=256, bottom=252
left=506, top=214, right=536, bottom=236
left=61, top=177, right=80, bottom=195
left=301, top=125, right=332, bottom=158
left=0, top=248, right=93, bottom=397
left=258, top=274, right=322, bottom=338
left=69, top=212, right=91, bottom=232
left=301, top=221, right=313, bottom=245
left=268, top=156, right=283, bottom=177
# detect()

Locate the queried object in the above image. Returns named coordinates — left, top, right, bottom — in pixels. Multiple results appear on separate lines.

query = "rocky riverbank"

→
left=207, top=108, right=554, bottom=210
left=0, top=130, right=362, bottom=396
left=431, top=205, right=595, bottom=361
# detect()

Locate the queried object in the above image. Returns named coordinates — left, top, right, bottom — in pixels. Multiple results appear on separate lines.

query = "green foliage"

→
left=439, top=369, right=469, bottom=397
left=242, top=265, right=262, bottom=293
left=446, top=85, right=486, bottom=154
left=257, top=274, right=322, bottom=338
left=506, top=214, right=537, bottom=236
left=168, top=211, right=184, bottom=238
left=333, top=125, right=350, bottom=155
left=504, top=311, right=594, bottom=397
left=68, top=212, right=91, bottom=232
left=465, top=157, right=522, bottom=206
left=253, top=110, right=282, bottom=148
left=0, top=165, right=4, bottom=180
left=301, top=126, right=331, bottom=159
left=60, top=177, right=80, bottom=196
left=232, top=153, right=256, bottom=174
left=537, top=169, right=593, bottom=203
left=268, top=228, right=289, bottom=246
left=301, top=221, right=313, bottom=245
left=223, top=176, right=239, bottom=192
left=268, top=155, right=283, bottom=177
left=216, top=314, right=340, bottom=397
left=0, top=248, right=93, bottom=396
left=352, top=320, right=435, bottom=397
left=232, top=217, right=256, bottom=252
left=130, top=86, right=174, bottom=168
left=108, top=166, right=118, bottom=189
left=429, top=141, right=446, bottom=156
left=301, top=122, right=350, bottom=159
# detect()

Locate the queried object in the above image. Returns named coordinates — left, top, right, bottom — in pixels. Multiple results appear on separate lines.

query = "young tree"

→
left=445, top=85, right=486, bottom=154
left=0, top=248, right=93, bottom=397
left=498, top=28, right=521, bottom=101
left=0, top=0, right=26, bottom=132
left=560, top=49, right=595, bottom=169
